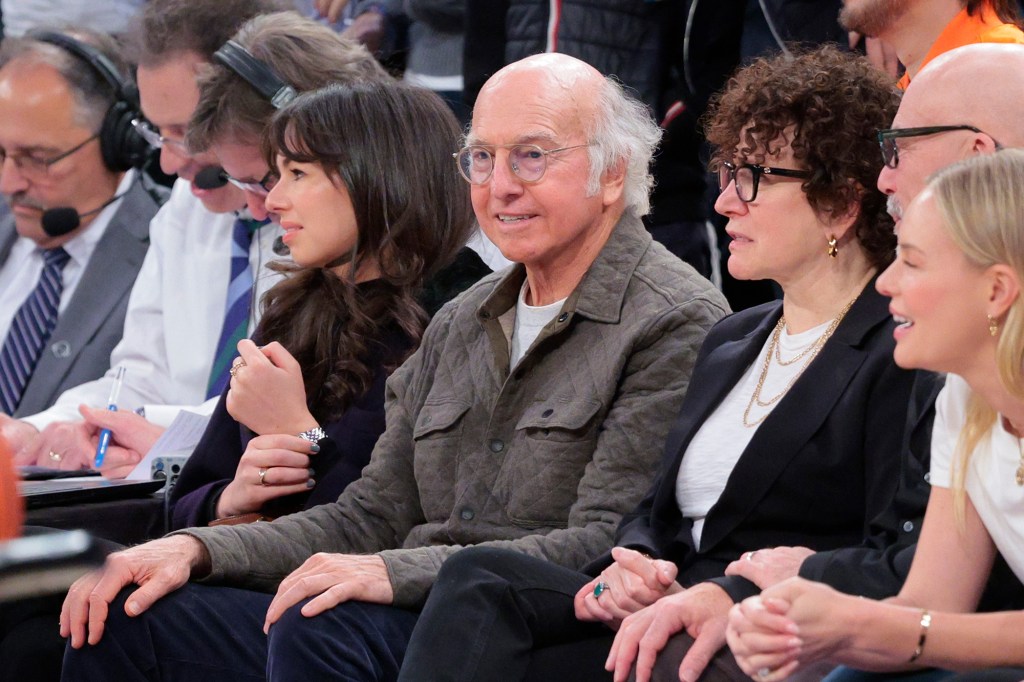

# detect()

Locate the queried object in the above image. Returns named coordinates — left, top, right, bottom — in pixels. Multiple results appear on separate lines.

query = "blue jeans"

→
left=61, top=583, right=419, bottom=681
left=823, top=667, right=955, bottom=682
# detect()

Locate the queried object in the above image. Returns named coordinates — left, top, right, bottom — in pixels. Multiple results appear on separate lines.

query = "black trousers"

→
left=397, top=547, right=746, bottom=682
left=61, top=583, right=420, bottom=681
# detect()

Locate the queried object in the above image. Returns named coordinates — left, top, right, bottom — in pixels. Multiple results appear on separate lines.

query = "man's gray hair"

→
left=0, top=29, right=130, bottom=132
left=585, top=77, right=662, bottom=218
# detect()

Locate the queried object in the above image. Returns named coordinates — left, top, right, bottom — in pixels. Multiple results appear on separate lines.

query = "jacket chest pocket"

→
left=499, top=398, right=604, bottom=527
left=412, top=400, right=471, bottom=518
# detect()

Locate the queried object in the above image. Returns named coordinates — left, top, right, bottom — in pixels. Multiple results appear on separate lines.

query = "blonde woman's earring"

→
left=989, top=315, right=999, bottom=337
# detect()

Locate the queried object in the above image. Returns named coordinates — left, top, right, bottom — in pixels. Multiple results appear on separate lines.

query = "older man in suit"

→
left=0, top=30, right=160, bottom=422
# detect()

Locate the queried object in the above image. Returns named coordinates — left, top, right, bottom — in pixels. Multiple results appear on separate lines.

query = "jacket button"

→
left=902, top=521, right=914, bottom=533
left=923, top=472, right=930, bottom=483
left=488, top=439, right=504, bottom=453
left=460, top=507, right=475, bottom=520
left=557, top=312, right=568, bottom=323
left=541, top=408, right=553, bottom=418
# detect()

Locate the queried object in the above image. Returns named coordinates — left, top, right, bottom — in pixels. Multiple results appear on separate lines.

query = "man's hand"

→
left=60, top=535, right=209, bottom=648
left=849, top=32, right=900, bottom=77
left=216, top=434, right=317, bottom=519
left=575, top=547, right=681, bottom=627
left=263, top=553, right=393, bottom=633
left=14, top=420, right=96, bottom=470
left=723, top=546, right=814, bottom=590
left=605, top=582, right=734, bottom=682
left=226, top=341, right=316, bottom=436
left=0, top=414, right=38, bottom=455
left=314, top=0, right=349, bottom=23
left=79, top=405, right=164, bottom=478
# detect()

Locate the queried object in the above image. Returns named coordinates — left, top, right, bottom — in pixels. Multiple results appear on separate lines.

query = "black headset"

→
left=29, top=30, right=153, bottom=172
left=213, top=40, right=297, bottom=110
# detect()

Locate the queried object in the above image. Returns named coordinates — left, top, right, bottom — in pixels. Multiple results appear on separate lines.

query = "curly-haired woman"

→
left=393, top=45, right=922, bottom=682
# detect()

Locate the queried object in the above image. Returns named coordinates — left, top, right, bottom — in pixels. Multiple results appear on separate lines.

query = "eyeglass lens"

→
left=718, top=164, right=756, bottom=202
left=458, top=145, right=549, bottom=183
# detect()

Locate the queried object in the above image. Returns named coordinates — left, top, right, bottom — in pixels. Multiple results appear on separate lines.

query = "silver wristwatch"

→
left=297, top=426, right=327, bottom=443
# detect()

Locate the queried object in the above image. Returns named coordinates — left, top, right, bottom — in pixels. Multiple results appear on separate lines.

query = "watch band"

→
left=297, top=426, right=327, bottom=443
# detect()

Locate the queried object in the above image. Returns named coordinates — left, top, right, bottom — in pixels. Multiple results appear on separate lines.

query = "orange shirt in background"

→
left=898, top=3, right=1024, bottom=89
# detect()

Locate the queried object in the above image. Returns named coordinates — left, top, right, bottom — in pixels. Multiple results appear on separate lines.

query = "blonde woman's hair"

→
left=928, top=149, right=1024, bottom=522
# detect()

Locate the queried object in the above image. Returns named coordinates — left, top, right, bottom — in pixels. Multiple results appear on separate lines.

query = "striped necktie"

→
left=205, top=218, right=263, bottom=398
left=0, top=247, right=71, bottom=415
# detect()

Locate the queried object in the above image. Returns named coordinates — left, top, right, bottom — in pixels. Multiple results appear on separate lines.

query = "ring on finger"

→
left=229, top=357, right=246, bottom=377
left=258, top=467, right=268, bottom=486
left=757, top=667, right=772, bottom=681
left=746, top=551, right=757, bottom=562
left=48, top=450, right=62, bottom=462
left=593, top=581, right=610, bottom=598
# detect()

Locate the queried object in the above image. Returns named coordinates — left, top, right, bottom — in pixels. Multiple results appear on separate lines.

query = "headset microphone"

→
left=194, top=166, right=229, bottom=190
left=40, top=190, right=129, bottom=237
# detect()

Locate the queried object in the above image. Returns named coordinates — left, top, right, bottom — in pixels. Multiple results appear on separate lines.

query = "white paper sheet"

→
left=125, top=410, right=210, bottom=480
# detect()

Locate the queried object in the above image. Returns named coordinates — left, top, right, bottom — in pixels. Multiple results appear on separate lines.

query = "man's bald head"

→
left=877, top=43, right=1024, bottom=225
left=472, top=53, right=661, bottom=218
left=909, top=43, right=1024, bottom=147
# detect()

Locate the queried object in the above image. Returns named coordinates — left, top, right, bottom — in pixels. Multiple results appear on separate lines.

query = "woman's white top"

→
left=677, top=318, right=831, bottom=548
left=930, top=373, right=1024, bottom=582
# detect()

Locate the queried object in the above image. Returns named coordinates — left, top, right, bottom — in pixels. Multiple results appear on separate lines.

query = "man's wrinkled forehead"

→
left=471, top=63, right=598, bottom=144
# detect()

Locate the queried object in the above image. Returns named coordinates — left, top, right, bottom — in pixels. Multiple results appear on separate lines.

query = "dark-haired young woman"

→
left=168, top=81, right=476, bottom=529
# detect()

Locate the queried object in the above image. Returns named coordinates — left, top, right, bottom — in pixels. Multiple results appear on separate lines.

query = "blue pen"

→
left=94, top=366, right=126, bottom=469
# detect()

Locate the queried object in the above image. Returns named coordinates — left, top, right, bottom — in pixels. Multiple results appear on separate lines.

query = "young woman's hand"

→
left=226, top=340, right=318, bottom=436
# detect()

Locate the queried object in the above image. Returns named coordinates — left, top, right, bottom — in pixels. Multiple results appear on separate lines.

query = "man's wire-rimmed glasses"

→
left=453, top=143, right=590, bottom=184
left=717, top=160, right=813, bottom=203
left=877, top=125, right=1001, bottom=169
left=131, top=117, right=190, bottom=153
left=225, top=169, right=278, bottom=196
left=0, top=133, right=100, bottom=180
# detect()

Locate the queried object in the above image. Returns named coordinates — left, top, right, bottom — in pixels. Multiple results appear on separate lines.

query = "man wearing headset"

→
left=0, top=0, right=294, bottom=475
left=0, top=30, right=160, bottom=423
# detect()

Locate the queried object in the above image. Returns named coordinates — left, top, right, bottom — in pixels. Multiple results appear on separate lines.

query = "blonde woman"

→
left=726, top=149, right=1024, bottom=682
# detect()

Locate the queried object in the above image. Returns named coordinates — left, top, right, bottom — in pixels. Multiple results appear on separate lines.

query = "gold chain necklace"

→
left=742, top=298, right=856, bottom=428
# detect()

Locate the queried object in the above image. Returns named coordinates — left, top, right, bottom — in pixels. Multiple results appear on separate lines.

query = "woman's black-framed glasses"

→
left=717, top=160, right=812, bottom=203
left=877, top=125, right=1000, bottom=169
left=454, top=143, right=590, bottom=184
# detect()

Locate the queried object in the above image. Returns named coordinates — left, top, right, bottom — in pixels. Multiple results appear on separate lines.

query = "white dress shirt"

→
left=0, top=170, right=136, bottom=341
left=23, top=179, right=285, bottom=429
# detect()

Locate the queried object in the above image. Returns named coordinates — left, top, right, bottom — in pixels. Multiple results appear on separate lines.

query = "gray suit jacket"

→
left=0, top=179, right=160, bottom=417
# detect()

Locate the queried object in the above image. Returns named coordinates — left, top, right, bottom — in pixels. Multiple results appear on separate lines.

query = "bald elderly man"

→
left=58, top=55, right=727, bottom=681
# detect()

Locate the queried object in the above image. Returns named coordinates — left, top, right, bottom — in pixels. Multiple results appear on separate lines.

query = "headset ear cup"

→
left=99, top=100, right=151, bottom=171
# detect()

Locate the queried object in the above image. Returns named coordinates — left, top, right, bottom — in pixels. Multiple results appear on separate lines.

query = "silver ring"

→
left=746, top=551, right=757, bottom=562
left=258, top=467, right=268, bottom=486
left=48, top=450, right=62, bottom=462
left=757, top=667, right=772, bottom=681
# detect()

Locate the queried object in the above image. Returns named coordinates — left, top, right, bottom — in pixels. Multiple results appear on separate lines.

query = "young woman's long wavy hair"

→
left=929, top=150, right=1024, bottom=523
left=257, top=82, right=474, bottom=422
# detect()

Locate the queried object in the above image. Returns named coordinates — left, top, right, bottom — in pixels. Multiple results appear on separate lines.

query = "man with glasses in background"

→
left=0, top=0, right=296, bottom=475
left=0, top=30, right=160, bottom=421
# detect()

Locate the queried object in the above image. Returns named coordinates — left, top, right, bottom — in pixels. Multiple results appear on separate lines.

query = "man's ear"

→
left=987, top=262, right=1021, bottom=320
left=971, top=133, right=1000, bottom=156
left=600, top=157, right=626, bottom=207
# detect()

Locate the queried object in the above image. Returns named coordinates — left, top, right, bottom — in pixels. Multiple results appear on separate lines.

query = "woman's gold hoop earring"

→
left=827, top=236, right=838, bottom=259
left=988, top=315, right=1000, bottom=337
